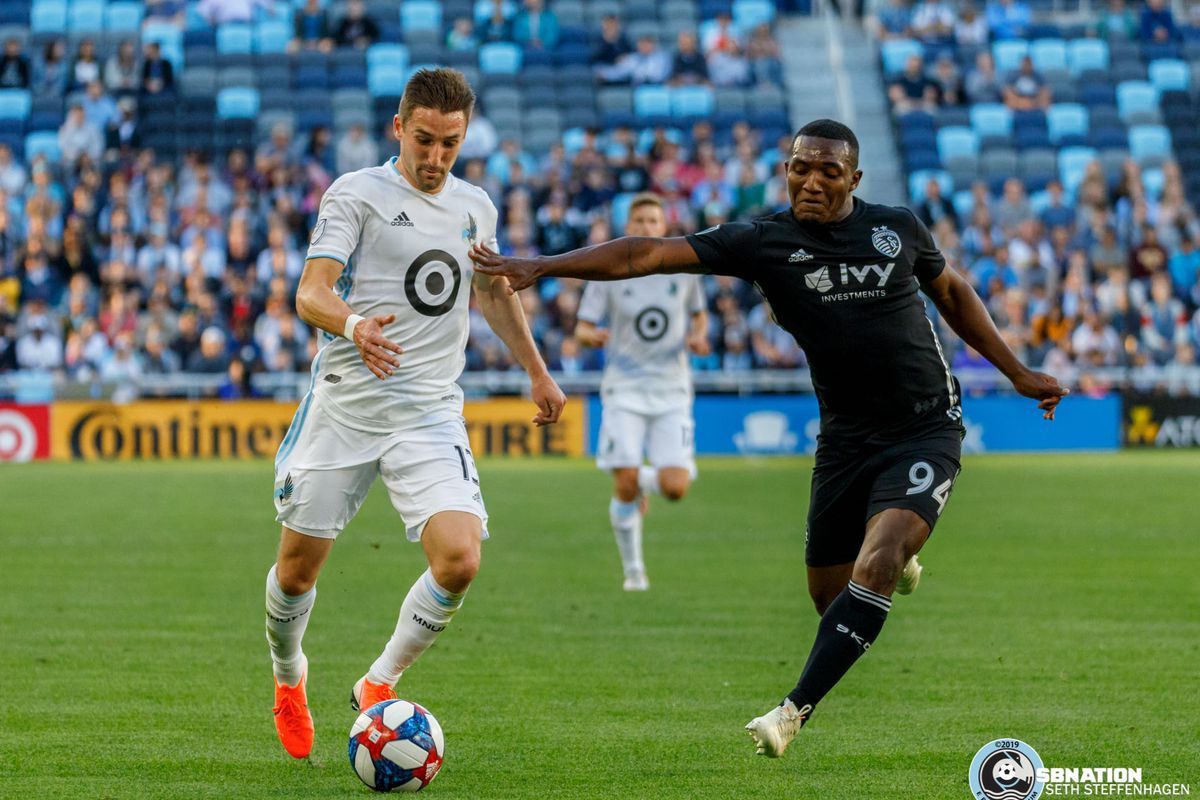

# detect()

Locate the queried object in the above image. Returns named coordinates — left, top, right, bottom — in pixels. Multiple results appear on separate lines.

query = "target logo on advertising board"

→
left=0, top=404, right=50, bottom=463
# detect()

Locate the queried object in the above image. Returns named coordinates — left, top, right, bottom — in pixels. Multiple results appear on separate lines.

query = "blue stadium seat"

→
left=905, top=148, right=941, bottom=171
left=1057, top=145, right=1098, bottom=191
left=1068, top=39, right=1109, bottom=75
left=216, top=86, right=260, bottom=118
left=1079, top=82, right=1116, bottom=107
left=27, top=110, right=62, bottom=130
left=671, top=85, right=714, bottom=118
left=68, top=0, right=105, bottom=32
left=0, top=90, right=32, bottom=120
left=1013, top=126, right=1050, bottom=150
left=1148, top=59, right=1189, bottom=92
left=368, top=64, right=408, bottom=96
left=104, top=1, right=141, bottom=31
left=332, top=66, right=367, bottom=89
left=936, top=126, right=978, bottom=161
left=1116, top=81, right=1159, bottom=123
left=553, top=42, right=592, bottom=67
left=366, top=43, right=409, bottom=72
left=1047, top=103, right=1088, bottom=143
left=401, top=0, right=442, bottom=33
left=294, top=64, right=329, bottom=90
left=970, top=103, right=1013, bottom=137
left=732, top=0, right=775, bottom=29
left=255, top=20, right=291, bottom=54
left=908, top=169, right=952, bottom=202
left=1030, top=38, right=1067, bottom=72
left=143, top=20, right=184, bottom=55
left=610, top=192, right=636, bottom=232
left=1142, top=166, right=1165, bottom=199
left=24, top=130, right=59, bottom=161
left=473, top=0, right=516, bottom=24
left=30, top=0, right=67, bottom=33
left=217, top=23, right=254, bottom=54
left=992, top=40, right=1029, bottom=75
left=479, top=42, right=521, bottom=74
left=1128, top=124, right=1172, bottom=162
left=880, top=39, right=922, bottom=76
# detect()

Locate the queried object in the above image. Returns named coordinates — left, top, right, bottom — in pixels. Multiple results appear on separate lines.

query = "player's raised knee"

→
left=613, top=469, right=640, bottom=502
left=431, top=545, right=481, bottom=591
left=660, top=476, right=689, bottom=501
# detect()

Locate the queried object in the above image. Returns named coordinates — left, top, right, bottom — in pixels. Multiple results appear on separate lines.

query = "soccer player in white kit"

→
left=264, top=68, right=566, bottom=759
left=575, top=194, right=709, bottom=591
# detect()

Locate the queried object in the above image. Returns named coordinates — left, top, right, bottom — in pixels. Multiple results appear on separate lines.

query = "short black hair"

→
left=792, top=119, right=859, bottom=168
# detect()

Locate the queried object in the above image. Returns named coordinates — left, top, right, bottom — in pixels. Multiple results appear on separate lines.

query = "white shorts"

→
left=595, top=404, right=696, bottom=473
left=273, top=395, right=488, bottom=541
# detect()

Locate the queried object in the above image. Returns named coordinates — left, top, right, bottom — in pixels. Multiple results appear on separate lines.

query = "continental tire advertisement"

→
left=1123, top=394, right=1200, bottom=448
left=48, top=398, right=585, bottom=461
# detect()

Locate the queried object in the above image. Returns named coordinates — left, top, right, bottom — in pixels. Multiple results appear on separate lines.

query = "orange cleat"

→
left=273, top=673, right=314, bottom=758
left=351, top=675, right=398, bottom=712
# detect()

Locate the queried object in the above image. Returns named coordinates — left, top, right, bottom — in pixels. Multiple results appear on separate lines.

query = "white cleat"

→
left=623, top=571, right=650, bottom=591
left=745, top=699, right=809, bottom=758
left=895, top=555, right=923, bottom=596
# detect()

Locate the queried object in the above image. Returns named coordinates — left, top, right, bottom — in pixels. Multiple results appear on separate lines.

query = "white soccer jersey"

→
left=578, top=274, right=705, bottom=413
left=304, top=158, right=499, bottom=432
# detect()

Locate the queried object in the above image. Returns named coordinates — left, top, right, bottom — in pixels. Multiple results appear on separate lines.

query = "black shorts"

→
left=805, top=426, right=963, bottom=567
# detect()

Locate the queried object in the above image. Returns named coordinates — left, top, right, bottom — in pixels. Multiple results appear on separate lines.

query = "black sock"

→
left=786, top=581, right=891, bottom=713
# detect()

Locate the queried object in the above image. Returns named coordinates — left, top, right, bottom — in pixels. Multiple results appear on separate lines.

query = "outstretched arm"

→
left=470, top=237, right=705, bottom=292
left=472, top=271, right=566, bottom=426
left=922, top=265, right=1068, bottom=419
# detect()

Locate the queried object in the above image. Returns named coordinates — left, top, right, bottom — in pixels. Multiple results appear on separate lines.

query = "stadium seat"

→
left=992, top=40, right=1028, bottom=75
left=1128, top=124, right=1172, bottom=162
left=180, top=67, right=217, bottom=96
left=68, top=0, right=105, bottom=32
left=671, top=85, right=714, bottom=118
left=1068, top=39, right=1109, bottom=75
left=553, top=0, right=584, bottom=27
left=0, top=90, right=31, bottom=121
left=368, top=64, right=408, bottom=96
left=401, top=0, right=441, bottom=33
left=217, top=23, right=254, bottom=54
left=1079, top=82, right=1116, bottom=107
left=935, top=126, right=979, bottom=162
left=1019, top=148, right=1057, bottom=179
left=104, top=2, right=142, bottom=31
left=748, top=84, right=785, bottom=112
left=1057, top=145, right=1098, bottom=191
left=216, top=86, right=260, bottom=118
left=980, top=148, right=1017, bottom=179
left=473, top=0, right=516, bottom=24
left=880, top=39, right=922, bottom=76
left=908, top=169, right=952, bottom=202
left=479, top=42, right=521, bottom=74
left=970, top=103, right=1013, bottom=138
left=482, top=85, right=521, bottom=111
left=631, top=84, right=669, bottom=119
left=294, top=64, right=330, bottom=90
left=254, top=20, right=291, bottom=53
left=367, top=43, right=409, bottom=73
left=24, top=130, right=59, bottom=161
left=1047, top=103, right=1087, bottom=143
left=1030, top=38, right=1067, bottom=72
left=30, top=0, right=67, bottom=33
left=1116, top=81, right=1159, bottom=123
left=1142, top=166, right=1165, bottom=200
left=1149, top=59, right=1189, bottom=92
left=732, top=0, right=775, bottom=29
left=219, top=66, right=255, bottom=89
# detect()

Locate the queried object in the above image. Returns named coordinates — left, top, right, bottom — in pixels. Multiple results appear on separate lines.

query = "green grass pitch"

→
left=1, top=453, right=1198, bottom=799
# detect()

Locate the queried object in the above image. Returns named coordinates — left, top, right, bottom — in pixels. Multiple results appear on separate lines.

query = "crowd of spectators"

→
left=0, top=0, right=798, bottom=398
left=881, top=0, right=1200, bottom=392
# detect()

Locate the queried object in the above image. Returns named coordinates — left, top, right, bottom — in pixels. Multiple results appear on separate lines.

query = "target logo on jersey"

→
left=0, top=404, right=50, bottom=463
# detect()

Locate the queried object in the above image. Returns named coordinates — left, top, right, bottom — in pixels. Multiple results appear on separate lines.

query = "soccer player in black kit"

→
left=470, top=119, right=1068, bottom=758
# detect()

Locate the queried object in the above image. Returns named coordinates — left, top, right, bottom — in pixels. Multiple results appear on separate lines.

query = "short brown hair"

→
left=398, top=67, right=476, bottom=123
left=628, top=192, right=664, bottom=213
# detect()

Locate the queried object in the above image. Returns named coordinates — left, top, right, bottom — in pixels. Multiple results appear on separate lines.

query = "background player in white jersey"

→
left=264, top=68, right=566, bottom=759
left=575, top=194, right=709, bottom=591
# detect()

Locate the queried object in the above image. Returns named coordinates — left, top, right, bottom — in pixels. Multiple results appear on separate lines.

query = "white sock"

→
left=637, top=466, right=661, bottom=496
left=367, top=569, right=466, bottom=686
left=265, top=564, right=315, bottom=686
left=609, top=497, right=644, bottom=576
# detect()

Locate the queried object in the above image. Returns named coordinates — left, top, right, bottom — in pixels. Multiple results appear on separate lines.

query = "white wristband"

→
left=343, top=314, right=365, bottom=341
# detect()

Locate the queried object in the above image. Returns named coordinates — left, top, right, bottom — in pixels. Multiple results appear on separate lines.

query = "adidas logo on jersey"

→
left=789, top=248, right=813, bottom=263
left=391, top=212, right=414, bottom=227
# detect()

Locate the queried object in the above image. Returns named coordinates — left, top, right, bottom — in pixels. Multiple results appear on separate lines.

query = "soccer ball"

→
left=348, top=700, right=445, bottom=792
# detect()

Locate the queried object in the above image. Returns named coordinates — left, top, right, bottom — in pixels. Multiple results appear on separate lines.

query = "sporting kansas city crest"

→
left=871, top=225, right=902, bottom=257
left=462, top=212, right=478, bottom=245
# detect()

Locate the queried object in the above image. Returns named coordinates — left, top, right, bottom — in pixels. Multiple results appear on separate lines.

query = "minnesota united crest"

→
left=871, top=226, right=902, bottom=257
left=462, top=212, right=478, bottom=245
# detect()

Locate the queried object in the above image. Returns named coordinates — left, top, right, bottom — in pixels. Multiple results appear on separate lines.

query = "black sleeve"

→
left=908, top=209, right=946, bottom=284
left=684, top=221, right=760, bottom=280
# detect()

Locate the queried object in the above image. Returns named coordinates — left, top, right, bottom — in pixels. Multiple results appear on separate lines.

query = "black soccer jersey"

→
left=685, top=198, right=961, bottom=441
